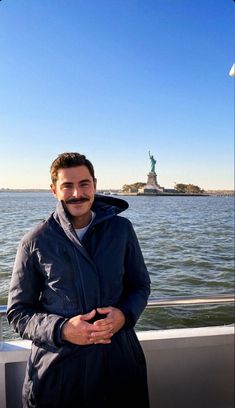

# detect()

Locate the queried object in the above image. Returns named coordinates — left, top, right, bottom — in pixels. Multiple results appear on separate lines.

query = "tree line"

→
left=174, top=183, right=204, bottom=194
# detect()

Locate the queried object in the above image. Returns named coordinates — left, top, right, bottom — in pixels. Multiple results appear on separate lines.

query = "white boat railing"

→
left=146, top=293, right=235, bottom=307
left=0, top=294, right=234, bottom=342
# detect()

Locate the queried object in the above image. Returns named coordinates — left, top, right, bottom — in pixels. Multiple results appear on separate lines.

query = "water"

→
left=0, top=192, right=234, bottom=339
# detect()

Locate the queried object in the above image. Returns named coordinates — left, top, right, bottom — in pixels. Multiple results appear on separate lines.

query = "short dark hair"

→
left=50, top=152, right=95, bottom=185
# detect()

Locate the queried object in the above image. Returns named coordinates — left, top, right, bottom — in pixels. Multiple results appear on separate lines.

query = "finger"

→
left=96, top=306, right=112, bottom=314
left=94, top=338, right=112, bottom=345
left=88, top=326, right=114, bottom=346
left=90, top=328, right=114, bottom=340
left=80, top=309, right=96, bottom=321
left=93, top=317, right=112, bottom=327
left=92, top=322, right=114, bottom=333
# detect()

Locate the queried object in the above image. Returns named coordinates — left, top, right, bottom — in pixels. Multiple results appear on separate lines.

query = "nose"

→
left=71, top=186, right=82, bottom=197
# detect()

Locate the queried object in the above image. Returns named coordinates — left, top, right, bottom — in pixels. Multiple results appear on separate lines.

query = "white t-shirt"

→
left=75, top=211, right=96, bottom=241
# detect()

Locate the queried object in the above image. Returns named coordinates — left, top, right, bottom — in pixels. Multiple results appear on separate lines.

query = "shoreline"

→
left=119, top=193, right=210, bottom=197
left=0, top=189, right=234, bottom=196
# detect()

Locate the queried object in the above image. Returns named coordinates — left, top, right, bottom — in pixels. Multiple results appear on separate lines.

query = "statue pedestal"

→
left=139, top=172, right=164, bottom=194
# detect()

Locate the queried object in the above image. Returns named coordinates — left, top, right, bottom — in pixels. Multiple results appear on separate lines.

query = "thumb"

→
left=80, top=309, right=96, bottom=321
left=96, top=306, right=112, bottom=315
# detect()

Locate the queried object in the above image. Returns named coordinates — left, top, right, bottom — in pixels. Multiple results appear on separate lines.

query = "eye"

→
left=62, top=183, right=73, bottom=189
left=80, top=181, right=91, bottom=187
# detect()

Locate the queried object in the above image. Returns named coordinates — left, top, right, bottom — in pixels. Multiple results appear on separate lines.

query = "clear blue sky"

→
left=0, top=0, right=234, bottom=190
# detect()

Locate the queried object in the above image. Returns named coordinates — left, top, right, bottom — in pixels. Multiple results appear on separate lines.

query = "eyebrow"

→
left=60, top=179, right=92, bottom=186
left=79, top=179, right=92, bottom=184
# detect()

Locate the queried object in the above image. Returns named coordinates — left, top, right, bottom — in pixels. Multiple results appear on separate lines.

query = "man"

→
left=7, top=152, right=151, bottom=408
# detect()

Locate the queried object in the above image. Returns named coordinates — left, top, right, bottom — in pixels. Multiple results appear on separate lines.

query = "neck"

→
left=72, top=211, right=93, bottom=229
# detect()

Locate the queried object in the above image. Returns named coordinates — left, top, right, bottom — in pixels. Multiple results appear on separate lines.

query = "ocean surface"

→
left=0, top=192, right=234, bottom=340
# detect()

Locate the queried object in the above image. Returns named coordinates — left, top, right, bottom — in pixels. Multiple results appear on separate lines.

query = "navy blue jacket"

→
left=7, top=195, right=151, bottom=407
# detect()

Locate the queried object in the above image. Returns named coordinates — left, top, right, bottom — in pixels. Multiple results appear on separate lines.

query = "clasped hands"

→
left=61, top=306, right=125, bottom=346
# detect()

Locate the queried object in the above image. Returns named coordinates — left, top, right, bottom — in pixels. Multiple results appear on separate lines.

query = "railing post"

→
left=0, top=315, right=3, bottom=346
left=0, top=305, right=7, bottom=346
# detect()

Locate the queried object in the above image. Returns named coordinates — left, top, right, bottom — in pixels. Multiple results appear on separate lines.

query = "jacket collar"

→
left=53, top=194, right=128, bottom=238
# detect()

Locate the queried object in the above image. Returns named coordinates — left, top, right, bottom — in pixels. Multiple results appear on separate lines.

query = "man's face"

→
left=50, top=165, right=96, bottom=228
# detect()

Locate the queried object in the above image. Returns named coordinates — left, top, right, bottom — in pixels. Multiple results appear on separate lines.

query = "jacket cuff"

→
left=117, top=307, right=135, bottom=330
left=53, top=317, right=69, bottom=347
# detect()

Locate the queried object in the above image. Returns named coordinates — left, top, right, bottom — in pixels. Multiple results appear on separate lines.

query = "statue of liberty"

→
left=148, top=151, right=156, bottom=173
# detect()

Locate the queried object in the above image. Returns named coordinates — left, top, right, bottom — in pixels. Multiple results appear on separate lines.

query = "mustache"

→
left=65, top=196, right=89, bottom=204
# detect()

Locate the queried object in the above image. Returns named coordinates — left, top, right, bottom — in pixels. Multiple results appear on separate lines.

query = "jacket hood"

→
left=92, top=194, right=129, bottom=216
left=53, top=194, right=129, bottom=241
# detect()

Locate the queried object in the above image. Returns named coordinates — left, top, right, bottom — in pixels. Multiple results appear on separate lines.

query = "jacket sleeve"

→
left=115, top=220, right=151, bottom=329
left=7, top=239, right=66, bottom=350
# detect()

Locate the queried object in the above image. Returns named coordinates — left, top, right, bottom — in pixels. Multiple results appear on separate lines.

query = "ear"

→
left=94, top=178, right=97, bottom=192
left=50, top=183, right=57, bottom=198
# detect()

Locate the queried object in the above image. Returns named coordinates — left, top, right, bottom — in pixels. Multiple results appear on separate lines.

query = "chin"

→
left=70, top=207, right=91, bottom=218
